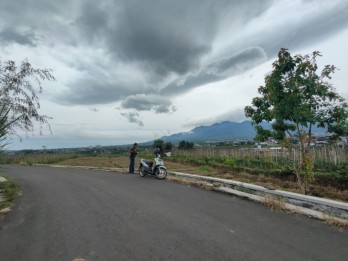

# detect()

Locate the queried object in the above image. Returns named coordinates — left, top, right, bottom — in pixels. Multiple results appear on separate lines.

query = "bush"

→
left=338, top=162, right=348, bottom=177
left=223, top=158, right=236, bottom=167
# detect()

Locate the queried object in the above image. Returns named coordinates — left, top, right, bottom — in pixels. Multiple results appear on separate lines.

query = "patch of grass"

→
left=223, top=158, right=236, bottom=167
left=325, top=217, right=348, bottom=230
left=308, top=185, right=348, bottom=202
left=194, top=165, right=216, bottom=175
left=262, top=195, right=286, bottom=212
left=0, top=174, right=20, bottom=211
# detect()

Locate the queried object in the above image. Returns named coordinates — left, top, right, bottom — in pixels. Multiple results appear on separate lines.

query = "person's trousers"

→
left=129, top=156, right=135, bottom=173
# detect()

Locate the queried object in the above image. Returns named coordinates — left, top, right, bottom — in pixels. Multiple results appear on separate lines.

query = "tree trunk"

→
left=294, top=162, right=306, bottom=194
left=296, top=125, right=308, bottom=194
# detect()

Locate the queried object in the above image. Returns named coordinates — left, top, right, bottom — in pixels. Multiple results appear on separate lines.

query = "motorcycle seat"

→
left=143, top=160, right=153, bottom=166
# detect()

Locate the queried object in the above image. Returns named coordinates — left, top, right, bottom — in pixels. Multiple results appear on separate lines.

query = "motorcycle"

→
left=138, top=154, right=167, bottom=179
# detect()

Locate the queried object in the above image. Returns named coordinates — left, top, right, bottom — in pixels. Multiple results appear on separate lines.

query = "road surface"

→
left=0, top=165, right=347, bottom=261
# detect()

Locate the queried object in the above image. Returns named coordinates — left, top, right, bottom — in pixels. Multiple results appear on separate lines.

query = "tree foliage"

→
left=0, top=58, right=55, bottom=147
left=245, top=48, right=348, bottom=194
left=178, top=140, right=194, bottom=150
left=164, top=141, right=173, bottom=151
left=153, top=139, right=165, bottom=153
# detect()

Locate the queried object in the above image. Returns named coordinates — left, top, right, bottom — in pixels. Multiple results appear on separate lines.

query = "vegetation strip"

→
left=169, top=171, right=348, bottom=220
left=0, top=174, right=20, bottom=212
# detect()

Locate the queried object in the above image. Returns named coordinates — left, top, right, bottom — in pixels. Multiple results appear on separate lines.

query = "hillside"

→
left=159, top=120, right=327, bottom=143
left=160, top=121, right=270, bottom=143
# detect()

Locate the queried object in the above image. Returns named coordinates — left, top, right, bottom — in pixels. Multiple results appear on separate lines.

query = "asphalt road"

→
left=0, top=165, right=347, bottom=261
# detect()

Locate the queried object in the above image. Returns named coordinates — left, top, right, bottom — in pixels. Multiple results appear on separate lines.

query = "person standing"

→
left=129, top=143, right=138, bottom=173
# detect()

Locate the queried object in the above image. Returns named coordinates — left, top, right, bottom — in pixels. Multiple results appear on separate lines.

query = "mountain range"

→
left=159, top=120, right=327, bottom=143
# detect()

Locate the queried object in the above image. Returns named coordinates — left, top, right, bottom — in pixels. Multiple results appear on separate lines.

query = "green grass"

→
left=0, top=174, right=20, bottom=210
left=195, top=165, right=214, bottom=174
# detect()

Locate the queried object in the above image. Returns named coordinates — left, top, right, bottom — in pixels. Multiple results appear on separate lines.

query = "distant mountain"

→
left=160, top=121, right=271, bottom=143
left=159, top=120, right=327, bottom=143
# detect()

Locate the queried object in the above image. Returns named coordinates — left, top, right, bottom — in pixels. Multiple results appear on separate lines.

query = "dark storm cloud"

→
left=1, top=0, right=348, bottom=117
left=0, top=0, right=77, bottom=45
left=55, top=76, right=138, bottom=105
left=53, top=62, right=146, bottom=105
left=209, top=47, right=267, bottom=75
left=74, top=0, right=273, bottom=79
left=121, top=95, right=177, bottom=114
left=161, top=47, right=267, bottom=95
left=0, top=26, right=37, bottom=47
left=120, top=112, right=144, bottom=127
left=59, top=0, right=274, bottom=111
left=56, top=81, right=123, bottom=105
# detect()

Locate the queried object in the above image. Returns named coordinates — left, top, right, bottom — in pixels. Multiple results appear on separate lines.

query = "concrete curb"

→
left=169, top=171, right=348, bottom=222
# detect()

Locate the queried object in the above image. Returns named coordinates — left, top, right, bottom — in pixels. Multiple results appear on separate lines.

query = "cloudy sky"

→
left=1, top=0, right=348, bottom=150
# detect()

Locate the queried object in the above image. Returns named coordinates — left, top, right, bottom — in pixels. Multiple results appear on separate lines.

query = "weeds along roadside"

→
left=0, top=174, right=20, bottom=212
left=168, top=150, right=348, bottom=202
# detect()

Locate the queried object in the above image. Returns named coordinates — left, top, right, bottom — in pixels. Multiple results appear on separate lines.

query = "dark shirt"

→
left=130, top=146, right=138, bottom=157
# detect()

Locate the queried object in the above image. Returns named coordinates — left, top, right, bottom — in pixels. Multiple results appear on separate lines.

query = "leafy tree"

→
left=164, top=141, right=173, bottom=151
left=245, top=48, right=348, bottom=194
left=0, top=58, right=55, bottom=148
left=178, top=140, right=186, bottom=150
left=178, top=140, right=194, bottom=150
left=153, top=139, right=164, bottom=153
left=187, top=142, right=194, bottom=150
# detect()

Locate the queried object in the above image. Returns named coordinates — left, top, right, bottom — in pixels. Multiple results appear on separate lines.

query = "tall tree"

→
left=178, top=140, right=194, bottom=150
left=153, top=139, right=165, bottom=153
left=245, top=48, right=348, bottom=194
left=164, top=141, right=173, bottom=151
left=0, top=58, right=55, bottom=148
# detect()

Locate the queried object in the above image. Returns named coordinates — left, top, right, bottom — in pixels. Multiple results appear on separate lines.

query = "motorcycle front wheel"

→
left=155, top=167, right=167, bottom=179
left=139, top=165, right=146, bottom=177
